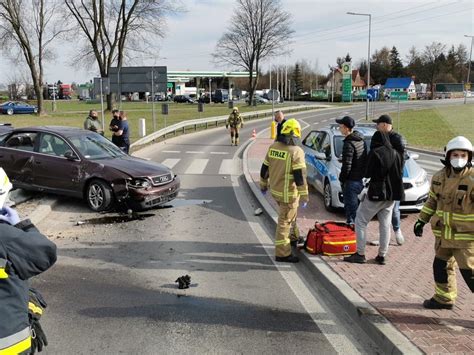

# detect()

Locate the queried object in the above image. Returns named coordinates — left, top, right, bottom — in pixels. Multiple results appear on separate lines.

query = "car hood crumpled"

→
left=101, top=156, right=171, bottom=178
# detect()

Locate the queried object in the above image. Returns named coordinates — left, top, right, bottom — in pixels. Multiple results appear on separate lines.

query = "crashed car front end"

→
left=112, top=172, right=180, bottom=210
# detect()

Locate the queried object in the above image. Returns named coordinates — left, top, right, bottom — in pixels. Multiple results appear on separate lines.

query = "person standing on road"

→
left=274, top=110, right=286, bottom=139
left=260, top=119, right=309, bottom=263
left=372, top=114, right=406, bottom=245
left=113, top=110, right=130, bottom=154
left=83, top=110, right=104, bottom=135
left=0, top=168, right=57, bottom=354
left=109, top=109, right=121, bottom=145
left=336, top=116, right=367, bottom=226
left=413, top=136, right=473, bottom=309
left=226, top=107, right=243, bottom=146
left=344, top=131, right=404, bottom=265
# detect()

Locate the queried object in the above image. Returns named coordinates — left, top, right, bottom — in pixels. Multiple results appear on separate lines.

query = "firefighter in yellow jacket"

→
left=260, top=119, right=309, bottom=263
left=414, top=136, right=473, bottom=309
left=226, top=107, right=243, bottom=146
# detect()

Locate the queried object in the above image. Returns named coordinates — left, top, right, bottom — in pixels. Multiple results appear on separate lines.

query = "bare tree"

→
left=214, top=0, right=293, bottom=105
left=422, top=42, right=446, bottom=99
left=0, top=0, right=64, bottom=114
left=64, top=0, right=179, bottom=110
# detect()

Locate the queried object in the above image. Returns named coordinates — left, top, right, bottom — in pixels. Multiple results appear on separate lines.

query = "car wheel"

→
left=86, top=179, right=114, bottom=212
left=6, top=108, right=13, bottom=115
left=323, top=181, right=335, bottom=212
left=33, top=108, right=38, bottom=113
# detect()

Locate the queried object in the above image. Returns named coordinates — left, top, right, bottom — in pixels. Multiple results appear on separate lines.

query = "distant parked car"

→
left=0, top=126, right=180, bottom=211
left=198, top=94, right=211, bottom=103
left=0, top=101, right=38, bottom=115
left=173, top=95, right=194, bottom=103
left=302, top=124, right=429, bottom=212
left=245, top=95, right=269, bottom=104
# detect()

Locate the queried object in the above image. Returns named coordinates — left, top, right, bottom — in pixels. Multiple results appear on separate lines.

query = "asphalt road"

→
left=32, top=100, right=461, bottom=354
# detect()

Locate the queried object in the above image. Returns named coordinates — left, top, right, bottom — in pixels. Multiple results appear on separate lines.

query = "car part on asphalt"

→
left=175, top=275, right=191, bottom=289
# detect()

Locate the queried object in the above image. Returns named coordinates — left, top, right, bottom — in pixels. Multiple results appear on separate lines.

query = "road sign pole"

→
left=151, top=68, right=156, bottom=132
left=100, top=77, right=105, bottom=130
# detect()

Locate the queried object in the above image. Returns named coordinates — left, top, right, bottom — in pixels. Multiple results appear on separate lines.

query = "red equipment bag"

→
left=305, top=221, right=356, bottom=256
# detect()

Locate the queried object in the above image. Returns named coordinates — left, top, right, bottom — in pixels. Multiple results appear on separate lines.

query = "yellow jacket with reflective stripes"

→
left=418, top=166, right=474, bottom=247
left=227, top=112, right=243, bottom=128
left=260, top=141, right=309, bottom=204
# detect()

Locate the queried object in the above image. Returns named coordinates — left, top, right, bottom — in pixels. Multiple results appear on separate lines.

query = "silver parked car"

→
left=302, top=124, right=430, bottom=212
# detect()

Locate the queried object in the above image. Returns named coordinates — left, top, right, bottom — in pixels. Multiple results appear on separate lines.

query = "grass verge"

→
left=389, top=104, right=474, bottom=152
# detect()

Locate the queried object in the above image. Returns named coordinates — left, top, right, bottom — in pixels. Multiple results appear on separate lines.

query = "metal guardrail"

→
left=132, top=104, right=330, bottom=147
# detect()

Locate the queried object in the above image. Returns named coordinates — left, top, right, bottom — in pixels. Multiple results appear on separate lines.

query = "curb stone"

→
left=242, top=137, right=422, bottom=355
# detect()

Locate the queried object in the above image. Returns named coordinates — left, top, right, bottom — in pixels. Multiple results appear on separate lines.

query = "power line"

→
left=292, top=6, right=467, bottom=49
left=293, top=1, right=461, bottom=41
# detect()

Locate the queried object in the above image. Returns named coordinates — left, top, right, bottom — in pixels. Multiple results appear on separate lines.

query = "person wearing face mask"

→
left=413, top=136, right=473, bottom=309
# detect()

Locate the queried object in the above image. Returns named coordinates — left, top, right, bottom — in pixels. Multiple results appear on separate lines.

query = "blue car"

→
left=302, top=123, right=430, bottom=212
left=0, top=101, right=38, bottom=115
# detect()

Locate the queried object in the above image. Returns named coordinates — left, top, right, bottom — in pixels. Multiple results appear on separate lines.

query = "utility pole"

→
left=464, top=35, right=473, bottom=104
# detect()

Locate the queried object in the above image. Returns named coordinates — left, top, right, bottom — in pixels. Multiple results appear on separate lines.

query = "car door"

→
left=33, top=133, right=82, bottom=194
left=0, top=132, right=38, bottom=186
left=312, top=131, right=331, bottom=192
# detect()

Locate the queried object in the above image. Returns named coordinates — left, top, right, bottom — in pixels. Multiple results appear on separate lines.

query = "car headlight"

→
left=415, top=171, right=428, bottom=187
left=128, top=178, right=151, bottom=189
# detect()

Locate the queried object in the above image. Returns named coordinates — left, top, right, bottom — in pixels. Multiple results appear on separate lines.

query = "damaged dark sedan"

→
left=0, top=126, right=180, bottom=211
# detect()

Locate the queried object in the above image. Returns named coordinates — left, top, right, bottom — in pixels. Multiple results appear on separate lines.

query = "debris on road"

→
left=254, top=208, right=263, bottom=216
left=175, top=275, right=191, bottom=289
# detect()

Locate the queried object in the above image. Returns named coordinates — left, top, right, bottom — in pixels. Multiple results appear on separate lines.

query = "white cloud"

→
left=0, top=0, right=472, bottom=84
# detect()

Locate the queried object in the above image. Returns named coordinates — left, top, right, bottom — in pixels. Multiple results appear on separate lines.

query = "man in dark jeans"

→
left=336, top=116, right=367, bottom=226
left=113, top=110, right=130, bottom=153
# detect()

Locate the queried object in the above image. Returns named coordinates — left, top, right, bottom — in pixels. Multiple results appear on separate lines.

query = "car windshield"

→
left=68, top=133, right=125, bottom=159
left=334, top=136, right=372, bottom=158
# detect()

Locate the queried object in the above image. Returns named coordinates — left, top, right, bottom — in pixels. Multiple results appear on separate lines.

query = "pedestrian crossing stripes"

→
left=218, top=159, right=234, bottom=175
left=185, top=159, right=209, bottom=174
left=161, top=158, right=180, bottom=169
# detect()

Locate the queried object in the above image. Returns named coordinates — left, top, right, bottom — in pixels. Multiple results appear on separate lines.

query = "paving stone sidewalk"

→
left=246, top=137, right=474, bottom=355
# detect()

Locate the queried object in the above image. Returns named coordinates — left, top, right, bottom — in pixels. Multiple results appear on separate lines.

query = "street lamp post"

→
left=209, top=78, right=212, bottom=103
left=464, top=35, right=473, bottom=104
left=99, top=76, right=105, bottom=130
left=347, top=11, right=371, bottom=120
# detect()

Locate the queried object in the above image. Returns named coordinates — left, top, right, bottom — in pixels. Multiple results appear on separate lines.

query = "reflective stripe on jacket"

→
left=0, top=222, right=57, bottom=354
left=260, top=141, right=308, bottom=203
left=0, top=327, right=31, bottom=354
left=418, top=166, right=474, bottom=247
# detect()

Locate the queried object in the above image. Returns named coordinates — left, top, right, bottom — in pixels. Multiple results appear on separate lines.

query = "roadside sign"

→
left=342, top=62, right=352, bottom=102
left=390, top=91, right=408, bottom=101
left=311, top=89, right=328, bottom=100
left=465, top=83, right=471, bottom=90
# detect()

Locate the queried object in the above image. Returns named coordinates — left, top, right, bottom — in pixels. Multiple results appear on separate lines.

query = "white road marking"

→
left=161, top=158, right=180, bottom=169
left=218, top=159, right=234, bottom=175
left=210, top=151, right=229, bottom=155
left=185, top=151, right=204, bottom=154
left=184, top=159, right=209, bottom=174
left=162, top=150, right=180, bottom=153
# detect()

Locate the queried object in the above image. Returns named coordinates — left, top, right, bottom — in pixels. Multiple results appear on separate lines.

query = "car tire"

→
left=6, top=108, right=13, bottom=115
left=86, top=179, right=114, bottom=212
left=33, top=108, right=38, bottom=114
left=323, top=180, right=335, bottom=212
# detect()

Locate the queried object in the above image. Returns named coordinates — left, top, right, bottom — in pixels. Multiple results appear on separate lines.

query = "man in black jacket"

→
left=344, top=132, right=404, bottom=265
left=336, top=116, right=367, bottom=225
left=372, top=114, right=406, bottom=245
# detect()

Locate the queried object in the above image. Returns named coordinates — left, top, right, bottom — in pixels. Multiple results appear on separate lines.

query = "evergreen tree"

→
left=293, top=63, right=303, bottom=94
left=389, top=46, right=404, bottom=77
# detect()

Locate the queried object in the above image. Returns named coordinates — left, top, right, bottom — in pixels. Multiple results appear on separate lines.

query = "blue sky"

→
left=0, top=0, right=472, bottom=85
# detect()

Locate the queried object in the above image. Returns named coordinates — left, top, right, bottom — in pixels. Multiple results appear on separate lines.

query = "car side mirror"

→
left=64, top=150, right=78, bottom=160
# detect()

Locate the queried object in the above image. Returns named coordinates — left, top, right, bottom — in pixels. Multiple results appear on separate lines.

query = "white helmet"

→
left=445, top=136, right=472, bottom=158
left=0, top=168, right=12, bottom=208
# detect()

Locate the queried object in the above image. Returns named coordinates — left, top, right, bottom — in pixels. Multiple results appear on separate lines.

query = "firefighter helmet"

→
left=0, top=168, right=12, bottom=208
left=281, top=118, right=301, bottom=138
left=445, top=136, right=472, bottom=160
